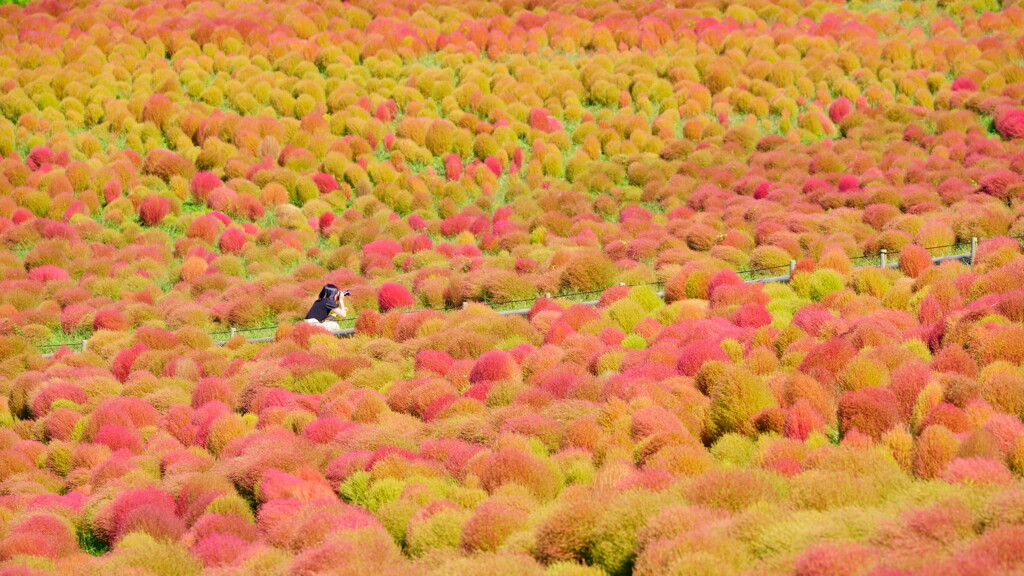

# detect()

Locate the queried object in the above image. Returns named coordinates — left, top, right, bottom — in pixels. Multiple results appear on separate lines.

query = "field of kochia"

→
left=1, top=0, right=1024, bottom=574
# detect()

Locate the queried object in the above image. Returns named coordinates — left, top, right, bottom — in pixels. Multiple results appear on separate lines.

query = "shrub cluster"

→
left=0, top=0, right=1023, bottom=574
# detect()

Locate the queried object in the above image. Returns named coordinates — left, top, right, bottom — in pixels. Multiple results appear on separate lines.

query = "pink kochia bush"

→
left=469, top=350, right=518, bottom=383
left=0, top=514, right=79, bottom=560
left=93, top=487, right=183, bottom=543
left=995, top=107, right=1024, bottom=140
left=27, top=265, right=69, bottom=282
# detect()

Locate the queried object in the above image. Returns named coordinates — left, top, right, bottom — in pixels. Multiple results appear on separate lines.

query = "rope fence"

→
left=35, top=234, right=1014, bottom=357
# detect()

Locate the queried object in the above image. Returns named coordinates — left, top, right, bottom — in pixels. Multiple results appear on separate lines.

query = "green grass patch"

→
left=77, top=527, right=110, bottom=556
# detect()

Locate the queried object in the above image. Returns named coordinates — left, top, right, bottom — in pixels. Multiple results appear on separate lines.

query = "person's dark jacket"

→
left=305, top=284, right=340, bottom=322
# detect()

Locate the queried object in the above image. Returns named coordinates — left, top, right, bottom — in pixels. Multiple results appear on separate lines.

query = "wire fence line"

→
left=35, top=234, right=1008, bottom=357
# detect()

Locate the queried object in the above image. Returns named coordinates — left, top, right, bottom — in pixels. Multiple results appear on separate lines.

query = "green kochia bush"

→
left=559, top=250, right=617, bottom=293
left=801, top=269, right=845, bottom=301
left=606, top=298, right=645, bottom=333
left=406, top=505, right=470, bottom=557
left=585, top=490, right=669, bottom=576
left=702, top=364, right=777, bottom=442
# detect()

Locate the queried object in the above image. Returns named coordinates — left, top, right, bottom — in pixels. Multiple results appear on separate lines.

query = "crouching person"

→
left=305, top=284, right=348, bottom=332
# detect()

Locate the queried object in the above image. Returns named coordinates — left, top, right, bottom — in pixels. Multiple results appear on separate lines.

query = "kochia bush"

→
left=378, top=283, right=415, bottom=312
left=837, top=388, right=901, bottom=441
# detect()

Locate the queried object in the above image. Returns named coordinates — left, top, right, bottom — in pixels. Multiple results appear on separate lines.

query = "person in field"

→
left=305, top=284, right=348, bottom=331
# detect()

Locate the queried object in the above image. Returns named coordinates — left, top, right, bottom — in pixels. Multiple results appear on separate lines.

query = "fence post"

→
left=545, top=293, right=551, bottom=299
left=230, top=327, right=236, bottom=338
left=880, top=249, right=887, bottom=268
left=788, top=260, right=796, bottom=280
left=970, top=237, right=978, bottom=267
left=82, top=338, right=87, bottom=353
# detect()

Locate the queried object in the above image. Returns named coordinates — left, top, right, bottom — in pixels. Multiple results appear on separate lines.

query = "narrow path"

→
left=36, top=248, right=976, bottom=358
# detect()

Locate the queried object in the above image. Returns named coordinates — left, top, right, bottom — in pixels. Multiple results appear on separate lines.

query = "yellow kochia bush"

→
left=425, top=119, right=456, bottom=157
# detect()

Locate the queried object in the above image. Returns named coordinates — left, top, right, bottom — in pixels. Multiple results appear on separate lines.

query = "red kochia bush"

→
left=186, top=213, right=223, bottom=243
left=469, top=350, right=518, bottom=383
left=258, top=468, right=335, bottom=502
left=43, top=408, right=80, bottom=442
left=479, top=448, right=560, bottom=501
left=979, top=170, right=1020, bottom=203
left=192, top=377, right=236, bottom=408
left=941, top=457, right=1014, bottom=486
left=828, top=97, right=853, bottom=123
left=444, top=154, right=462, bottom=181
left=707, top=269, right=744, bottom=299
left=30, top=382, right=86, bottom=416
left=312, top=172, right=339, bottom=194
left=355, top=309, right=381, bottom=336
left=363, top=239, right=402, bottom=260
left=103, top=179, right=123, bottom=203
left=303, top=416, right=351, bottom=444
left=733, top=302, right=771, bottom=328
left=529, top=107, right=555, bottom=131
left=931, top=346, right=978, bottom=377
left=919, top=402, right=970, bottom=434
left=794, top=543, right=877, bottom=576
left=837, top=388, right=901, bottom=440
left=995, top=107, right=1024, bottom=140
left=27, top=265, right=69, bottom=282
left=798, top=338, right=857, bottom=389
left=898, top=245, right=931, bottom=278
left=219, top=228, right=246, bottom=253
left=0, top=514, right=78, bottom=560
left=937, top=525, right=1024, bottom=575
left=982, top=414, right=1024, bottom=453
left=93, top=424, right=143, bottom=453
left=142, top=93, right=174, bottom=128
left=677, top=340, right=729, bottom=377
left=26, top=146, right=54, bottom=170
left=191, top=171, right=221, bottom=203
left=318, top=212, right=336, bottom=236
left=189, top=513, right=259, bottom=544
left=138, top=195, right=171, bottom=226
left=112, top=343, right=148, bottom=381
left=997, top=290, right=1024, bottom=322
left=0, top=449, right=35, bottom=481
left=415, top=350, right=454, bottom=375
left=951, top=76, right=978, bottom=91
left=420, top=438, right=484, bottom=479
left=190, top=533, right=253, bottom=568
left=94, top=487, right=180, bottom=543
left=792, top=304, right=836, bottom=337
left=377, top=283, right=415, bottom=312
left=93, top=309, right=128, bottom=331
left=632, top=406, right=687, bottom=437
left=88, top=396, right=160, bottom=435
left=784, top=400, right=826, bottom=441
